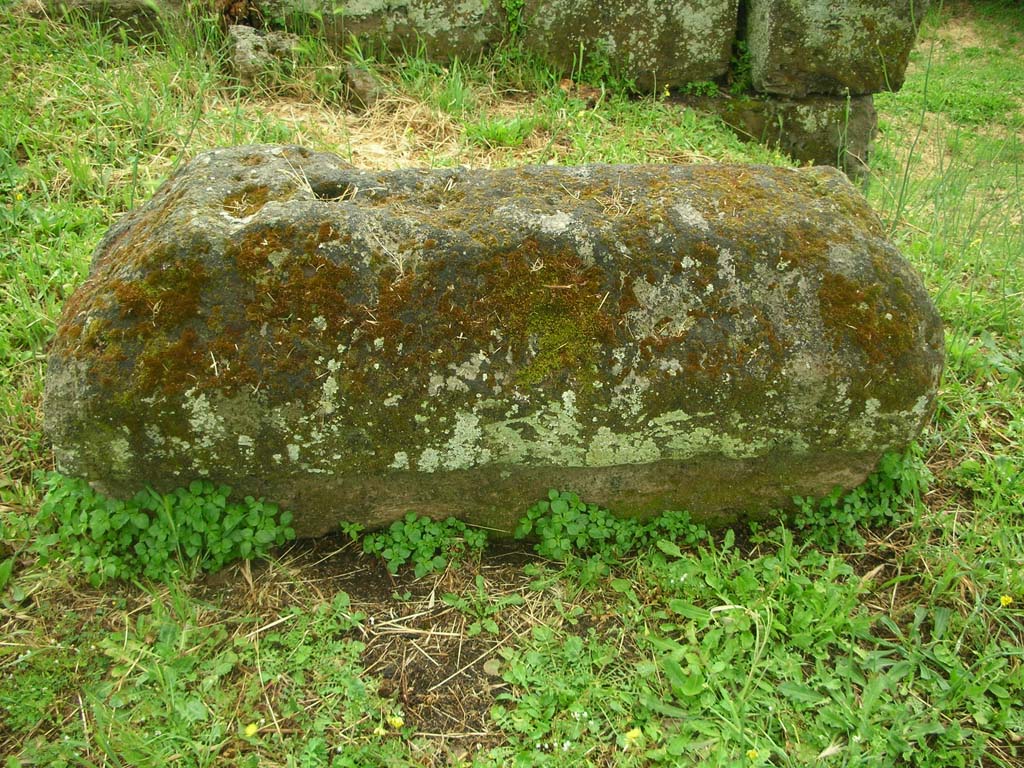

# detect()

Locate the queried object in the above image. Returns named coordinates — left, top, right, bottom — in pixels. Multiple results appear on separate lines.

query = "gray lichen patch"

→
left=44, top=145, right=944, bottom=536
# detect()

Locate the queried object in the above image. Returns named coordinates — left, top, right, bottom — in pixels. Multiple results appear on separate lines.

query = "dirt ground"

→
left=198, top=534, right=554, bottom=755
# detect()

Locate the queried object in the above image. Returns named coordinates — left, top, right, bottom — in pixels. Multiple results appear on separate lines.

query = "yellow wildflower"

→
left=244, top=722, right=259, bottom=738
left=1000, top=595, right=1014, bottom=608
left=622, top=727, right=642, bottom=750
left=747, top=748, right=759, bottom=760
left=387, top=714, right=405, bottom=729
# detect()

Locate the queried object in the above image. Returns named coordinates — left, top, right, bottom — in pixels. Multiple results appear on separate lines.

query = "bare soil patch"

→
left=200, top=536, right=550, bottom=754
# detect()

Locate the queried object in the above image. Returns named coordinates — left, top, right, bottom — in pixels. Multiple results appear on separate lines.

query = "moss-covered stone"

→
left=34, top=0, right=177, bottom=38
left=682, top=93, right=878, bottom=177
left=256, top=0, right=505, bottom=61
left=747, top=0, right=930, bottom=97
left=521, top=0, right=738, bottom=93
left=44, top=145, right=944, bottom=537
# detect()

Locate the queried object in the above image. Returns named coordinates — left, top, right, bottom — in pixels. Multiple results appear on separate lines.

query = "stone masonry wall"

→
left=35, top=0, right=929, bottom=172
left=255, top=0, right=929, bottom=173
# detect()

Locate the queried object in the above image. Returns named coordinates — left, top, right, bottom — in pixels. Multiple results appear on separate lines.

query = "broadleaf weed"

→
left=516, top=489, right=708, bottom=562
left=792, top=448, right=930, bottom=549
left=360, top=512, right=487, bottom=577
left=36, top=472, right=295, bottom=585
left=442, top=574, right=525, bottom=636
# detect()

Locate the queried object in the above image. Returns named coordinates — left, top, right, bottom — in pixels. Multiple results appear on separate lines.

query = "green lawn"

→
left=1, top=1, right=1022, bottom=766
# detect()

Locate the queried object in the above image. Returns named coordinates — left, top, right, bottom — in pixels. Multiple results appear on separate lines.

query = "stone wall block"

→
left=687, top=94, right=878, bottom=177
left=521, top=0, right=739, bottom=92
left=27, top=0, right=180, bottom=38
left=257, top=0, right=506, bottom=61
left=747, top=0, right=930, bottom=97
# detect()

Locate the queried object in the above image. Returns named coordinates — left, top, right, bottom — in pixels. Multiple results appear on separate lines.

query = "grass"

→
left=1, top=0, right=1022, bottom=765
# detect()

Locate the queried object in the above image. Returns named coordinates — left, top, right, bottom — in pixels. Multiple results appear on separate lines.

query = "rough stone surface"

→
left=257, top=0, right=505, bottom=61
left=30, top=0, right=178, bottom=37
left=685, top=94, right=878, bottom=177
left=521, top=0, right=738, bottom=93
left=230, top=0, right=928, bottom=170
left=227, top=24, right=301, bottom=86
left=44, top=145, right=944, bottom=537
left=343, top=62, right=385, bottom=110
left=748, top=0, right=929, bottom=97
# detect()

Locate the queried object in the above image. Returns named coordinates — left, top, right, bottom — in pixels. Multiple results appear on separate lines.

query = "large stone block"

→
left=44, top=145, right=943, bottom=537
left=747, top=0, right=929, bottom=97
left=256, top=0, right=505, bottom=61
left=685, top=94, right=878, bottom=177
left=522, top=0, right=738, bottom=92
left=20, top=0, right=179, bottom=38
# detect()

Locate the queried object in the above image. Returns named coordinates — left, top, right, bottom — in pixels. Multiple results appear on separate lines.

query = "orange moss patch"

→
left=818, top=272, right=910, bottom=368
left=112, top=258, right=207, bottom=326
left=223, top=185, right=271, bottom=218
left=136, top=328, right=206, bottom=397
left=473, top=237, right=617, bottom=388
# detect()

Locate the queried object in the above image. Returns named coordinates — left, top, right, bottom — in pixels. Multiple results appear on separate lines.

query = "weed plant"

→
left=361, top=512, right=487, bottom=577
left=515, top=490, right=708, bottom=562
left=36, top=474, right=295, bottom=584
left=792, top=448, right=931, bottom=549
left=442, top=574, right=525, bottom=636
